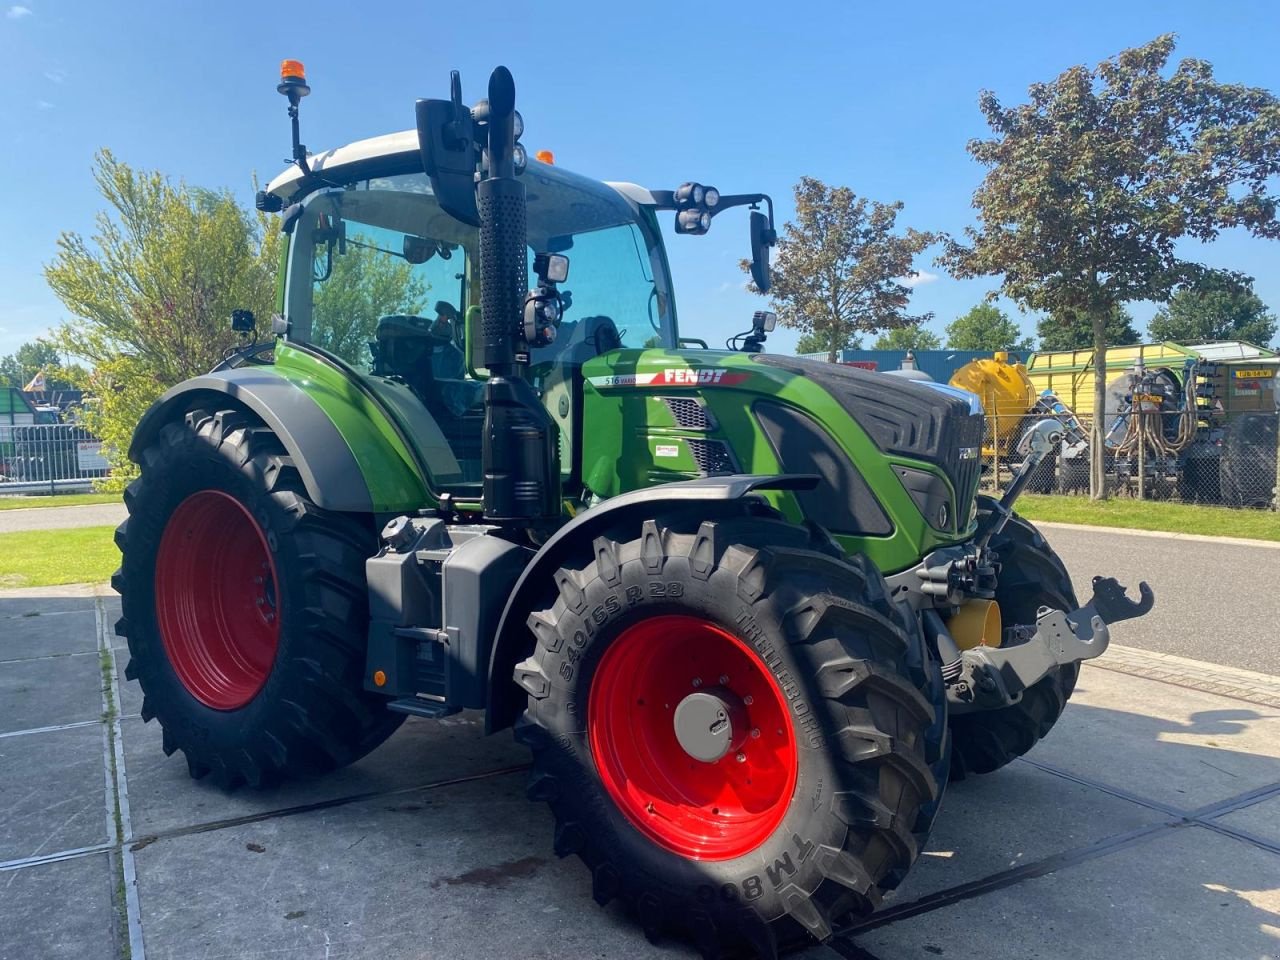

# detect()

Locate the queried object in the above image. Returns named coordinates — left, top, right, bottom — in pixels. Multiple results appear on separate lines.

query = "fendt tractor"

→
left=114, top=63, right=1155, bottom=956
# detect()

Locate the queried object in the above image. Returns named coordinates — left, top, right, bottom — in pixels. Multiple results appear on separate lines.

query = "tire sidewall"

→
left=123, top=422, right=312, bottom=746
left=532, top=547, right=871, bottom=924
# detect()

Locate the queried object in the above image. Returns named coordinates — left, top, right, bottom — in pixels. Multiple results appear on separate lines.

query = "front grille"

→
left=952, top=415, right=985, bottom=514
left=662, top=396, right=716, bottom=431
left=685, top=438, right=738, bottom=475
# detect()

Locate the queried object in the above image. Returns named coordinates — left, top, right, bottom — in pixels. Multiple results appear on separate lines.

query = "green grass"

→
left=0, top=492, right=120, bottom=510
left=0, top=525, right=119, bottom=587
left=1015, top=494, right=1280, bottom=542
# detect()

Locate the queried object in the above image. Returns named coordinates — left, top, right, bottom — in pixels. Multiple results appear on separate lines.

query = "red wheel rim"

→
left=154, top=490, right=280, bottom=710
left=588, top=615, right=798, bottom=860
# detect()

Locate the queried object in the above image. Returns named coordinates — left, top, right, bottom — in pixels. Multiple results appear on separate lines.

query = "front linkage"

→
left=889, top=418, right=1156, bottom=713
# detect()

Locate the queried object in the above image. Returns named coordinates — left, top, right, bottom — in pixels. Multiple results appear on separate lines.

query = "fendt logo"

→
left=658, top=368, right=735, bottom=385
left=588, top=369, right=750, bottom=389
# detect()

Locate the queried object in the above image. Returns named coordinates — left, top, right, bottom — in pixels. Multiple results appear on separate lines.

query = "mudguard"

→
left=129, top=366, right=429, bottom=513
left=484, top=473, right=817, bottom=731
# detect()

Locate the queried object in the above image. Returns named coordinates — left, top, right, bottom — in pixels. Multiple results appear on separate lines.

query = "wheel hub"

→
left=673, top=687, right=746, bottom=762
left=154, top=490, right=281, bottom=711
left=588, top=615, right=798, bottom=861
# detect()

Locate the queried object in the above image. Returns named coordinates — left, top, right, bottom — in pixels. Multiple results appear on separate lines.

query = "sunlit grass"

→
left=1016, top=495, right=1280, bottom=543
left=0, top=525, right=118, bottom=587
left=0, top=492, right=121, bottom=510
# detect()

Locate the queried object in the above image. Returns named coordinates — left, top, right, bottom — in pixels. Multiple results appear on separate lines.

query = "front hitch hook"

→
left=1082, top=575, right=1155, bottom=626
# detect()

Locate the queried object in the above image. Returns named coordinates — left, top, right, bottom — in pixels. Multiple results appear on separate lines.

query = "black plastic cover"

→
left=751, top=354, right=984, bottom=507
left=755, top=401, right=892, bottom=536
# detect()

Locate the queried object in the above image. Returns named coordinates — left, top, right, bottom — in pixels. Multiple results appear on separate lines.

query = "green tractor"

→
left=114, top=63, right=1154, bottom=956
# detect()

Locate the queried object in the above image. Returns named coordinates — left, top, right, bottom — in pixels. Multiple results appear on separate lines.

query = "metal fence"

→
left=0, top=423, right=110, bottom=495
left=979, top=411, right=1280, bottom=509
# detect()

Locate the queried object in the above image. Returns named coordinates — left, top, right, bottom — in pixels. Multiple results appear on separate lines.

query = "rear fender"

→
left=129, top=368, right=429, bottom=513
left=484, top=474, right=816, bottom=732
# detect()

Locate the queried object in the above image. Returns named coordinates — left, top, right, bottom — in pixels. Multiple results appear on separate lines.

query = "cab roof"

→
left=266, top=129, right=656, bottom=207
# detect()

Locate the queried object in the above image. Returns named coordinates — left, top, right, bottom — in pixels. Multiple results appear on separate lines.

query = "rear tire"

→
left=948, top=497, right=1079, bottom=778
left=113, top=406, right=403, bottom=789
left=513, top=509, right=945, bottom=957
left=1220, top=414, right=1277, bottom=508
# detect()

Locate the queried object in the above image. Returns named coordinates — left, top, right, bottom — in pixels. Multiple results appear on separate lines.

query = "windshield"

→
left=280, top=162, right=675, bottom=493
left=282, top=165, right=675, bottom=367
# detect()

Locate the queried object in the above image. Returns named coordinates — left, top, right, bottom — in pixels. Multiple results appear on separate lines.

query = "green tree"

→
left=873, top=325, right=942, bottom=350
left=311, top=237, right=428, bottom=363
left=795, top=331, right=861, bottom=356
left=0, top=340, right=86, bottom=391
left=945, top=303, right=1034, bottom=352
left=1037, top=305, right=1141, bottom=351
left=747, top=177, right=938, bottom=363
left=1148, top=276, right=1277, bottom=347
left=940, top=36, right=1280, bottom=497
left=45, top=150, right=280, bottom=486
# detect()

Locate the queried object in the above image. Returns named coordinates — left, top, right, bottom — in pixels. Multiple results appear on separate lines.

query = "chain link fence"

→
left=978, top=411, right=1280, bottom=508
left=0, top=423, right=110, bottom=495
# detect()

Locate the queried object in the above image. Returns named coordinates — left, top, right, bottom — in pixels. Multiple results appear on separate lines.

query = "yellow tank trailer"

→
left=953, top=342, right=1277, bottom=504
left=949, top=351, right=1037, bottom=455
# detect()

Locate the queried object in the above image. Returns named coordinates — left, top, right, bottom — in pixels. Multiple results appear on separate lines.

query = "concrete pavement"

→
left=1037, top=523, right=1280, bottom=676
left=1, top=587, right=1277, bottom=960
left=0, top=501, right=127, bottom=534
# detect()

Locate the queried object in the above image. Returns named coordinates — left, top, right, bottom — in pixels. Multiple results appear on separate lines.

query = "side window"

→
left=530, top=223, right=671, bottom=353
left=310, top=221, right=466, bottom=371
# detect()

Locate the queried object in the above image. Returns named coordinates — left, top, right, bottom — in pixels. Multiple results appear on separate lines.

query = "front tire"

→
left=948, top=498, right=1079, bottom=778
left=113, top=406, right=403, bottom=788
left=513, top=510, right=945, bottom=957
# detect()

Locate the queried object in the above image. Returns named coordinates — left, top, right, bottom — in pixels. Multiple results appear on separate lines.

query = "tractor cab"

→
left=267, top=152, right=681, bottom=489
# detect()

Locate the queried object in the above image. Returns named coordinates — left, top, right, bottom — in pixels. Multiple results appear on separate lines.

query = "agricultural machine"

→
left=113, top=63, right=1155, bottom=956
left=951, top=345, right=1279, bottom=504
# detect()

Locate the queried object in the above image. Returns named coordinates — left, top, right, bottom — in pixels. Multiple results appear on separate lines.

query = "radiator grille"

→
left=685, top=438, right=738, bottom=475
left=662, top=397, right=716, bottom=431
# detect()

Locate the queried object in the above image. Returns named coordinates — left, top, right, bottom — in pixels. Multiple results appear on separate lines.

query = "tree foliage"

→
left=1037, top=305, right=1141, bottom=351
left=1148, top=276, right=1277, bottom=347
left=747, top=177, right=937, bottom=362
left=310, top=237, right=427, bottom=364
left=940, top=35, right=1280, bottom=496
left=0, top=341, right=86, bottom=391
left=944, top=303, right=1034, bottom=352
left=795, top=331, right=861, bottom=357
left=873, top=325, right=942, bottom=350
left=45, top=150, right=280, bottom=485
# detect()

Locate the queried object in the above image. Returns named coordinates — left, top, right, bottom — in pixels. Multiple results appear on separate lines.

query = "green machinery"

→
left=113, top=63, right=1154, bottom=956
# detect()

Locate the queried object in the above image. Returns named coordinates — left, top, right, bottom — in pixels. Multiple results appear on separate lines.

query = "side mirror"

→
left=416, top=72, right=480, bottom=227
left=403, top=236, right=434, bottom=265
left=749, top=210, right=775, bottom=293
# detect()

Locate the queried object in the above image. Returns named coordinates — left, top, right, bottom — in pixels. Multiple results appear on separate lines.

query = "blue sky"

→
left=2, top=0, right=1278, bottom=359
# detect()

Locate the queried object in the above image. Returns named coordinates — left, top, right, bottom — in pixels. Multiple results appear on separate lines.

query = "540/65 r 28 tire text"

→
left=513, top=509, right=946, bottom=957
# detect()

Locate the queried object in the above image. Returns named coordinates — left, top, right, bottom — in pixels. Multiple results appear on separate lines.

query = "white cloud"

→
left=6, top=5, right=33, bottom=18
left=901, top=269, right=939, bottom=288
left=36, top=99, right=54, bottom=110
left=44, top=69, right=66, bottom=84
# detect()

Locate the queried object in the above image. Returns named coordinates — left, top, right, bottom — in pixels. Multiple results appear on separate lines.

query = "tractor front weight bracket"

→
left=948, top=576, right=1155, bottom=712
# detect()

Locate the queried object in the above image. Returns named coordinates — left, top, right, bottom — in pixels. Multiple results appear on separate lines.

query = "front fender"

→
left=129, top=367, right=428, bottom=513
left=484, top=474, right=816, bottom=732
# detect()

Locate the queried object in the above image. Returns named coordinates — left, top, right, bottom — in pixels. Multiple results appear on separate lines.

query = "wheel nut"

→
left=735, top=752, right=746, bottom=763
left=718, top=674, right=729, bottom=684
left=750, top=728, right=760, bottom=739
left=691, top=677, right=702, bottom=688
left=743, top=695, right=754, bottom=706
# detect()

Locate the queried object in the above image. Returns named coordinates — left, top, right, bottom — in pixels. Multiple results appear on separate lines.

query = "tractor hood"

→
left=580, top=348, right=986, bottom=572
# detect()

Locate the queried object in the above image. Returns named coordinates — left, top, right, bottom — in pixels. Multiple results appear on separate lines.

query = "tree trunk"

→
left=827, top=325, right=839, bottom=364
left=1090, top=314, right=1109, bottom=500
